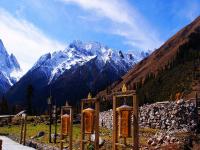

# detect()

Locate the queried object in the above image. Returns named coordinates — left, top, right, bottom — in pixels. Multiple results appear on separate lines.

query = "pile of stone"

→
left=99, top=99, right=198, bottom=132
left=139, top=99, right=198, bottom=131
left=99, top=109, right=113, bottom=129
left=147, top=129, right=179, bottom=147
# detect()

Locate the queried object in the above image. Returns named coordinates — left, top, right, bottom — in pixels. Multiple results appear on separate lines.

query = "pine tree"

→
left=0, top=96, right=9, bottom=114
left=26, top=84, right=34, bottom=115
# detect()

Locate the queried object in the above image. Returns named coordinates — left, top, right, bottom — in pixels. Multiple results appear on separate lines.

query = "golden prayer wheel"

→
left=82, top=108, right=95, bottom=134
left=61, top=114, right=70, bottom=135
left=116, top=104, right=133, bottom=138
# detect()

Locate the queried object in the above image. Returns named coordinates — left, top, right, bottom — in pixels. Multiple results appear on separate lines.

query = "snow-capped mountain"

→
left=0, top=39, right=22, bottom=96
left=30, top=40, right=138, bottom=84
left=6, top=40, right=146, bottom=112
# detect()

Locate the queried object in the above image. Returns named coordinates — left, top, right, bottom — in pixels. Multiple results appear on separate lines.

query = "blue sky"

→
left=0, top=0, right=200, bottom=72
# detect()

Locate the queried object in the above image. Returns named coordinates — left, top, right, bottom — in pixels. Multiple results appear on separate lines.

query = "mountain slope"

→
left=98, top=16, right=200, bottom=104
left=6, top=41, right=146, bottom=112
left=0, top=39, right=22, bottom=97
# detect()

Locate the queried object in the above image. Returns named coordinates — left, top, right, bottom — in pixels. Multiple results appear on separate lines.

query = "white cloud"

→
left=61, top=0, right=162, bottom=50
left=0, top=8, right=65, bottom=73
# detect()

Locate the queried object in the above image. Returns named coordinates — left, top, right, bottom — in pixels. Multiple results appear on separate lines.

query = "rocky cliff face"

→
left=0, top=39, right=22, bottom=97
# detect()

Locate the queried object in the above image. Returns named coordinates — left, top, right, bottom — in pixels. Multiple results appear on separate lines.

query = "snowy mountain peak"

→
left=0, top=39, right=8, bottom=56
left=10, top=54, right=21, bottom=70
left=68, top=40, right=109, bottom=56
left=66, top=41, right=138, bottom=65
left=31, top=40, right=141, bottom=84
left=0, top=39, right=22, bottom=85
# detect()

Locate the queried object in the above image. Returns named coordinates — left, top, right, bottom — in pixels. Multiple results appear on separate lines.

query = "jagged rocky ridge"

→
left=0, top=39, right=22, bottom=97
left=30, top=40, right=139, bottom=84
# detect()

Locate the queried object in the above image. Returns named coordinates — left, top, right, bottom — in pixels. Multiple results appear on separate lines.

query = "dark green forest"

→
left=136, top=30, right=200, bottom=105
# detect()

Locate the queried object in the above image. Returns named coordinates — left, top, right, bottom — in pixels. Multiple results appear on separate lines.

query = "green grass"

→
left=0, top=123, right=80, bottom=148
left=0, top=123, right=112, bottom=149
left=0, top=123, right=162, bottom=149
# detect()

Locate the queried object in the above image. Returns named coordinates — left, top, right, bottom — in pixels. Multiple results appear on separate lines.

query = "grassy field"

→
left=0, top=123, right=82, bottom=149
left=0, top=122, right=159, bottom=149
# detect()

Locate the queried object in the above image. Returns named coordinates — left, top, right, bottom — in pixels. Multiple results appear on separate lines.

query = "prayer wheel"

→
left=82, top=108, right=95, bottom=134
left=61, top=114, right=70, bottom=135
left=116, top=105, right=133, bottom=138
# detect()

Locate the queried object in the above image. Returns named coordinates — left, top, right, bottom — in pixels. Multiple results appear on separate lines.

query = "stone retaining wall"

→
left=99, top=99, right=198, bottom=132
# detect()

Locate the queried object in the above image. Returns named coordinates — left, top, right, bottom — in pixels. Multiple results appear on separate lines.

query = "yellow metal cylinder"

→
left=83, top=108, right=95, bottom=134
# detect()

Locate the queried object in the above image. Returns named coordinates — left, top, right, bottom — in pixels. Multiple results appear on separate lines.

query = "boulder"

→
left=90, top=134, right=105, bottom=146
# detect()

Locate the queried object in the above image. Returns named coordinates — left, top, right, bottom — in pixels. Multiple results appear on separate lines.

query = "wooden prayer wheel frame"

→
left=80, top=96, right=99, bottom=150
left=112, top=88, right=139, bottom=150
left=20, top=113, right=27, bottom=145
left=60, top=106, right=73, bottom=150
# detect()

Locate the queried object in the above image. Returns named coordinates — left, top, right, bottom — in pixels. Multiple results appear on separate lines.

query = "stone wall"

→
left=139, top=100, right=197, bottom=131
left=99, top=99, right=198, bottom=132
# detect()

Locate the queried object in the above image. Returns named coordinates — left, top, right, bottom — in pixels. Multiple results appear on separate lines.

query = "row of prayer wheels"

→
left=60, top=84, right=138, bottom=150
left=61, top=108, right=96, bottom=135
left=61, top=105, right=133, bottom=137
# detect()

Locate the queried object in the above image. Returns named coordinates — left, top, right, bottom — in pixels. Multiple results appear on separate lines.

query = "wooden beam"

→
left=60, top=108, right=63, bottom=150
left=112, top=96, right=117, bottom=150
left=69, top=108, right=73, bottom=150
left=0, top=138, right=2, bottom=150
left=20, top=118, right=24, bottom=144
left=23, top=115, right=27, bottom=145
left=95, top=99, right=99, bottom=150
left=133, top=94, right=139, bottom=150
left=80, top=100, right=84, bottom=150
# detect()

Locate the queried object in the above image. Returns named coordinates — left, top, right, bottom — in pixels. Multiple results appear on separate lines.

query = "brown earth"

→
left=98, top=16, right=200, bottom=100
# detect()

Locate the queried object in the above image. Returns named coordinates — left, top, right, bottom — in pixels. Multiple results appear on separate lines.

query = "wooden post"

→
left=0, top=139, right=2, bottom=150
left=9, top=116, right=12, bottom=125
left=20, top=117, right=24, bottom=144
left=80, top=100, right=84, bottom=150
left=95, top=99, right=99, bottom=150
left=112, top=96, right=117, bottom=150
left=54, top=105, right=57, bottom=144
left=60, top=108, right=63, bottom=150
left=48, top=99, right=52, bottom=143
left=196, top=92, right=200, bottom=132
left=23, top=115, right=27, bottom=145
left=69, top=108, right=73, bottom=150
left=20, top=113, right=27, bottom=145
left=133, top=94, right=139, bottom=150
